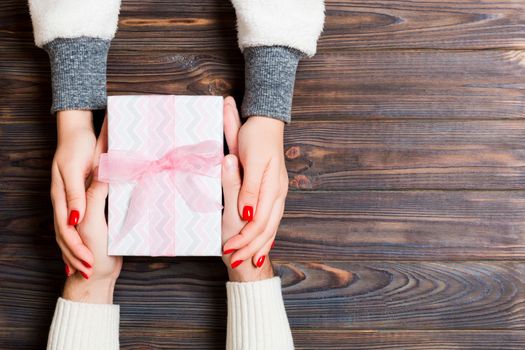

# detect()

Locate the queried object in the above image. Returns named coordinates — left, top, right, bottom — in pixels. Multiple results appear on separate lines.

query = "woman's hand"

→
left=62, top=116, right=123, bottom=304
left=222, top=109, right=288, bottom=269
left=221, top=97, right=274, bottom=281
left=51, top=110, right=97, bottom=277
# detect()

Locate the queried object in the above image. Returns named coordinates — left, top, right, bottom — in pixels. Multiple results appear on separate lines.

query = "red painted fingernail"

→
left=223, top=249, right=236, bottom=255
left=256, top=255, right=266, bottom=268
left=80, top=271, right=89, bottom=280
left=242, top=206, right=253, bottom=221
left=231, top=260, right=243, bottom=269
left=65, top=264, right=70, bottom=276
left=68, top=210, right=79, bottom=225
left=81, top=260, right=92, bottom=268
left=271, top=240, right=275, bottom=249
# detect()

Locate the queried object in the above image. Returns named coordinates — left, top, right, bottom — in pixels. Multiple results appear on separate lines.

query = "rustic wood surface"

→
left=1, top=0, right=525, bottom=349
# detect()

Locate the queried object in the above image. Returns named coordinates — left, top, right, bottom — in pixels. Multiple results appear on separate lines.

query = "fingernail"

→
left=68, top=210, right=79, bottom=226
left=231, top=260, right=243, bottom=269
left=271, top=240, right=275, bottom=249
left=81, top=260, right=92, bottom=268
left=242, top=206, right=253, bottom=221
left=225, top=156, right=238, bottom=171
left=223, top=249, right=236, bottom=255
left=226, top=97, right=236, bottom=107
left=65, top=264, right=70, bottom=276
left=256, top=255, right=266, bottom=268
left=80, top=271, right=89, bottom=280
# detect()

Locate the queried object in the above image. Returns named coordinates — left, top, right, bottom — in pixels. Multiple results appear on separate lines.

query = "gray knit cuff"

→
left=44, top=37, right=111, bottom=114
left=242, top=46, right=303, bottom=124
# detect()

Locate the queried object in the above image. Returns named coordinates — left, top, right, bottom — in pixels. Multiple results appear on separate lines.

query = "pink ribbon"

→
left=98, top=140, right=223, bottom=242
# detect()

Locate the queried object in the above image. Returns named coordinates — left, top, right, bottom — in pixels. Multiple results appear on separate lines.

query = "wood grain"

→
left=2, top=259, right=524, bottom=331
left=2, top=190, right=524, bottom=261
left=3, top=329, right=524, bottom=350
left=292, top=330, right=525, bottom=350
left=320, top=0, right=525, bottom=50
left=4, top=50, right=525, bottom=121
left=1, top=0, right=524, bottom=348
left=285, top=120, right=525, bottom=190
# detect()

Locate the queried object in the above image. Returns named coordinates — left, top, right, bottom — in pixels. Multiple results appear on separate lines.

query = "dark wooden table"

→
left=2, top=0, right=525, bottom=349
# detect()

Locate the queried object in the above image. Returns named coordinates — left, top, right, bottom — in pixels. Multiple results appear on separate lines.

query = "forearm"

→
left=47, top=276, right=119, bottom=350
left=28, top=0, right=121, bottom=114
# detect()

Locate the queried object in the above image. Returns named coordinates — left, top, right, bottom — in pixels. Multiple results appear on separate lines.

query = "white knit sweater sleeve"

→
left=226, top=277, right=294, bottom=350
left=47, top=298, right=120, bottom=350
left=47, top=277, right=291, bottom=349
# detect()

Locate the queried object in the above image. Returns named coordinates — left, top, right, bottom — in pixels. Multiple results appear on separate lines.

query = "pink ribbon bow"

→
left=98, top=140, right=223, bottom=241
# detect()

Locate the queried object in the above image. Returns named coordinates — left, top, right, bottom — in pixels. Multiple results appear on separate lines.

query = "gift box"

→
left=98, top=95, right=223, bottom=256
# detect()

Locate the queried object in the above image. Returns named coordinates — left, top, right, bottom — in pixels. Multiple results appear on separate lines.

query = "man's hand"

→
left=51, top=110, right=97, bottom=277
left=63, top=116, right=123, bottom=304
left=222, top=110, right=288, bottom=269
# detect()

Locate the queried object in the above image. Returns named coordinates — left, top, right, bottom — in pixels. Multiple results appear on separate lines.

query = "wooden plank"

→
left=292, top=330, right=525, bottom=350
left=2, top=190, right=525, bottom=260
left=319, top=0, right=525, bottom=50
left=3, top=328, right=525, bottom=350
left=279, top=190, right=525, bottom=260
left=3, top=50, right=525, bottom=120
left=1, top=259, right=524, bottom=331
left=285, top=120, right=525, bottom=190
left=292, top=50, right=525, bottom=120
left=5, top=0, right=523, bottom=51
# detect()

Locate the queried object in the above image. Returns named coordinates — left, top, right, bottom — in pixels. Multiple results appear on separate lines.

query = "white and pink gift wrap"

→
left=99, top=95, right=223, bottom=256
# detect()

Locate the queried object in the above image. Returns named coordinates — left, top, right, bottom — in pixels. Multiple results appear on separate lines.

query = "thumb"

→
left=222, top=155, right=241, bottom=214
left=61, top=166, right=87, bottom=225
left=223, top=97, right=241, bottom=156
left=86, top=166, right=109, bottom=214
left=237, top=160, right=265, bottom=222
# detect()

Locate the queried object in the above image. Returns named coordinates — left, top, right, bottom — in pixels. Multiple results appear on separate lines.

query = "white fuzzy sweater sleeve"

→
left=230, top=0, right=325, bottom=57
left=47, top=298, right=120, bottom=350
left=28, top=0, right=121, bottom=48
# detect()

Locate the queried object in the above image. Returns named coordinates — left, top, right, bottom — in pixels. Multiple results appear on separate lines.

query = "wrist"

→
left=56, top=110, right=94, bottom=141
left=57, top=109, right=93, bottom=129
left=245, top=116, right=285, bottom=138
left=227, top=258, right=274, bottom=282
left=63, top=274, right=117, bottom=304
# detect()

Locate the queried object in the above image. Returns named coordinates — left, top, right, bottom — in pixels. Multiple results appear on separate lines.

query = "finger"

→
left=237, top=159, right=267, bottom=221
left=87, top=115, right=108, bottom=192
left=85, top=174, right=108, bottom=215
left=253, top=237, right=275, bottom=268
left=62, top=254, right=76, bottom=277
left=59, top=164, right=87, bottom=225
left=229, top=201, right=283, bottom=267
left=252, top=202, right=284, bottom=267
left=222, top=155, right=242, bottom=215
left=223, top=97, right=241, bottom=156
left=52, top=165, right=94, bottom=269
left=93, top=115, right=109, bottom=168
left=55, top=222, right=94, bottom=273
left=229, top=160, right=281, bottom=250
left=226, top=189, right=277, bottom=253
left=57, top=236, right=90, bottom=279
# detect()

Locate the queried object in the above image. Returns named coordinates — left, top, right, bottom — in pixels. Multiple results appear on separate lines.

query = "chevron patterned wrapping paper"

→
left=105, top=95, right=223, bottom=256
